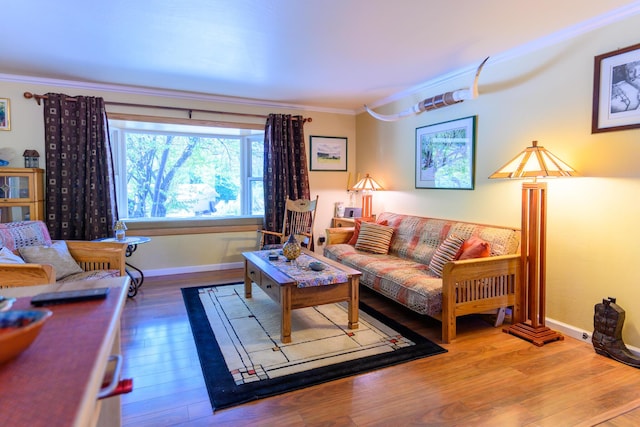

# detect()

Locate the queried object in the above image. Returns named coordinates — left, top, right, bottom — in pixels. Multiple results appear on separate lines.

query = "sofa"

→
left=324, top=212, right=521, bottom=343
left=0, top=221, right=127, bottom=288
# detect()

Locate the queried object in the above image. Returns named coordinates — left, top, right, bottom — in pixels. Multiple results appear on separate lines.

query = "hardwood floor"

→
left=120, top=271, right=640, bottom=426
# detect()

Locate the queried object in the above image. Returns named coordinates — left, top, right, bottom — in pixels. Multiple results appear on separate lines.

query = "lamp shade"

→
left=489, top=141, right=577, bottom=180
left=351, top=173, right=384, bottom=191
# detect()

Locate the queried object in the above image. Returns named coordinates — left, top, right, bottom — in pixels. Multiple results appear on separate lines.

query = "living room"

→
left=2, top=2, right=640, bottom=425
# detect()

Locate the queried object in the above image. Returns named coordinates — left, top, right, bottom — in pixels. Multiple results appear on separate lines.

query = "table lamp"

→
left=490, top=140, right=577, bottom=346
left=350, top=173, right=383, bottom=219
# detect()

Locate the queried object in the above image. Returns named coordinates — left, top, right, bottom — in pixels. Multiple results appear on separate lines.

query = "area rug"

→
left=181, top=283, right=447, bottom=411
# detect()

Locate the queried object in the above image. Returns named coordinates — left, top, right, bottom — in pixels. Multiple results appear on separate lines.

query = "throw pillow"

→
left=0, top=247, right=25, bottom=264
left=428, top=234, right=466, bottom=278
left=347, top=218, right=388, bottom=245
left=458, top=236, right=491, bottom=260
left=0, top=221, right=52, bottom=252
left=18, top=241, right=83, bottom=280
left=355, top=222, right=394, bottom=254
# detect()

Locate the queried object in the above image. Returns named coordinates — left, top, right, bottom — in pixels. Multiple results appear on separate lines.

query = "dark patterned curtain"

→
left=43, top=93, right=118, bottom=240
left=263, top=114, right=310, bottom=245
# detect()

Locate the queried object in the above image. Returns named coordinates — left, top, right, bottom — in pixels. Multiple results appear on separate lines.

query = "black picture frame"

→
left=309, top=136, right=348, bottom=171
left=592, top=42, right=640, bottom=133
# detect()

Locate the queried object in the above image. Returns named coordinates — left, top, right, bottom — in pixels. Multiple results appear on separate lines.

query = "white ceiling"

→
left=3, top=1, right=640, bottom=112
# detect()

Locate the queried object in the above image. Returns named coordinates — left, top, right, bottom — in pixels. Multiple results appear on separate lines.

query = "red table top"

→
left=0, top=287, right=125, bottom=427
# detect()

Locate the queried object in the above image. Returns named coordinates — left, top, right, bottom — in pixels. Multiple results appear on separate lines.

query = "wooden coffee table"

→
left=242, top=249, right=362, bottom=343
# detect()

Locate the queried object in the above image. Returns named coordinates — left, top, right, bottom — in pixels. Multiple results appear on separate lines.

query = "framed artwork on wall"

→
left=0, top=98, right=10, bottom=131
left=415, top=116, right=476, bottom=190
left=309, top=136, right=347, bottom=171
left=592, top=42, right=640, bottom=133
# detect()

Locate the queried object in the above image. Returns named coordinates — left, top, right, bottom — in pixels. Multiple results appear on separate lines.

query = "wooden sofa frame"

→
left=0, top=241, right=127, bottom=288
left=326, top=227, right=521, bottom=343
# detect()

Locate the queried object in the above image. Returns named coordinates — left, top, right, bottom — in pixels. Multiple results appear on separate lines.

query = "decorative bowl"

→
left=309, top=261, right=326, bottom=271
left=0, top=309, right=52, bottom=364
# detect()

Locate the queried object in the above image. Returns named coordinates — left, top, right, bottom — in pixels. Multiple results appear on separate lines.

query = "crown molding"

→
left=358, top=2, right=640, bottom=114
left=3, top=2, right=639, bottom=117
left=0, top=73, right=356, bottom=116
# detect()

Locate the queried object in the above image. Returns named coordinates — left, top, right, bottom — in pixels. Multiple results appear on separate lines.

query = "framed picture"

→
left=0, top=98, right=10, bottom=131
left=592, top=42, right=640, bottom=133
left=309, top=136, right=347, bottom=171
left=415, top=116, right=476, bottom=190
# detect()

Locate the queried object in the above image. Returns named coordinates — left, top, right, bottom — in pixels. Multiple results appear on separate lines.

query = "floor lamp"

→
left=490, top=141, right=577, bottom=346
left=351, top=173, right=383, bottom=219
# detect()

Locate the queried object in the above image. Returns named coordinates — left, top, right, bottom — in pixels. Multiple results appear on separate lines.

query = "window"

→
left=109, top=119, right=264, bottom=221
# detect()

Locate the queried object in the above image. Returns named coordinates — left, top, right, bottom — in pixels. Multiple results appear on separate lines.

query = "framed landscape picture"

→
left=415, top=116, right=476, bottom=190
left=592, top=42, right=640, bottom=133
left=309, top=136, right=347, bottom=171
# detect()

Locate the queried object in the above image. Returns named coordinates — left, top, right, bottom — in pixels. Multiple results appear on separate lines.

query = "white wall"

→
left=356, top=13, right=640, bottom=346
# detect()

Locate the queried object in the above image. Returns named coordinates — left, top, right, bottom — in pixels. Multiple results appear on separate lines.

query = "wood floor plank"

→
left=119, top=270, right=640, bottom=426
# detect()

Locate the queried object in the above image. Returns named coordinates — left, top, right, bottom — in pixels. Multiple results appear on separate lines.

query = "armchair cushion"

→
left=58, top=269, right=121, bottom=283
left=0, top=221, right=52, bottom=252
left=18, top=241, right=83, bottom=280
left=0, top=247, right=25, bottom=264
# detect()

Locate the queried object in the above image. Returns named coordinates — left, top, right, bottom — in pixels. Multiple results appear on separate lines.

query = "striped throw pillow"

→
left=355, top=222, right=394, bottom=254
left=428, top=234, right=465, bottom=278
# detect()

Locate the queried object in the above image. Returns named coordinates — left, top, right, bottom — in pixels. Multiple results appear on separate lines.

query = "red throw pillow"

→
left=347, top=218, right=388, bottom=245
left=458, top=236, right=491, bottom=260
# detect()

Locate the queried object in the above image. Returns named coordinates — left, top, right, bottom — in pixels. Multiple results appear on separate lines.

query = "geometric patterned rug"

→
left=182, top=283, right=447, bottom=411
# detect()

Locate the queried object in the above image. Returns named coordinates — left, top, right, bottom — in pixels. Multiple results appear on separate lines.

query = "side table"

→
left=98, top=236, right=151, bottom=297
left=332, top=217, right=355, bottom=228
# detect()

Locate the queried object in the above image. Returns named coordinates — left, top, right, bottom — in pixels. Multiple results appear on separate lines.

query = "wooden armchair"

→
left=0, top=221, right=127, bottom=288
left=259, top=196, right=319, bottom=251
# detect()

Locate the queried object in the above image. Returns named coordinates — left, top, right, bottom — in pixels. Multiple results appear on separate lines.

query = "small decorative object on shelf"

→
left=282, top=234, right=301, bottom=261
left=22, top=150, right=40, bottom=168
left=114, top=220, right=127, bottom=241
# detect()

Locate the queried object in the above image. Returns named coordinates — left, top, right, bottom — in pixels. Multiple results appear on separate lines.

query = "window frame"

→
left=107, top=114, right=265, bottom=231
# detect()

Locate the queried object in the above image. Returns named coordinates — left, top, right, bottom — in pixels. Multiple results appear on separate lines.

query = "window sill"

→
left=123, top=217, right=263, bottom=237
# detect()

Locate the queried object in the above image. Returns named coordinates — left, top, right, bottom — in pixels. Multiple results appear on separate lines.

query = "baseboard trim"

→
left=143, top=262, right=243, bottom=278
left=546, top=317, right=640, bottom=356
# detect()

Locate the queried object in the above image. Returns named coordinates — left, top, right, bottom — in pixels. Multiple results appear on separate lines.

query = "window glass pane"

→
left=125, top=133, right=242, bottom=218
left=251, top=180, right=264, bottom=216
left=251, top=138, right=263, bottom=178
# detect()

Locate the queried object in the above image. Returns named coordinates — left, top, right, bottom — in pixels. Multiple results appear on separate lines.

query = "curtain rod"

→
left=23, top=92, right=312, bottom=123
